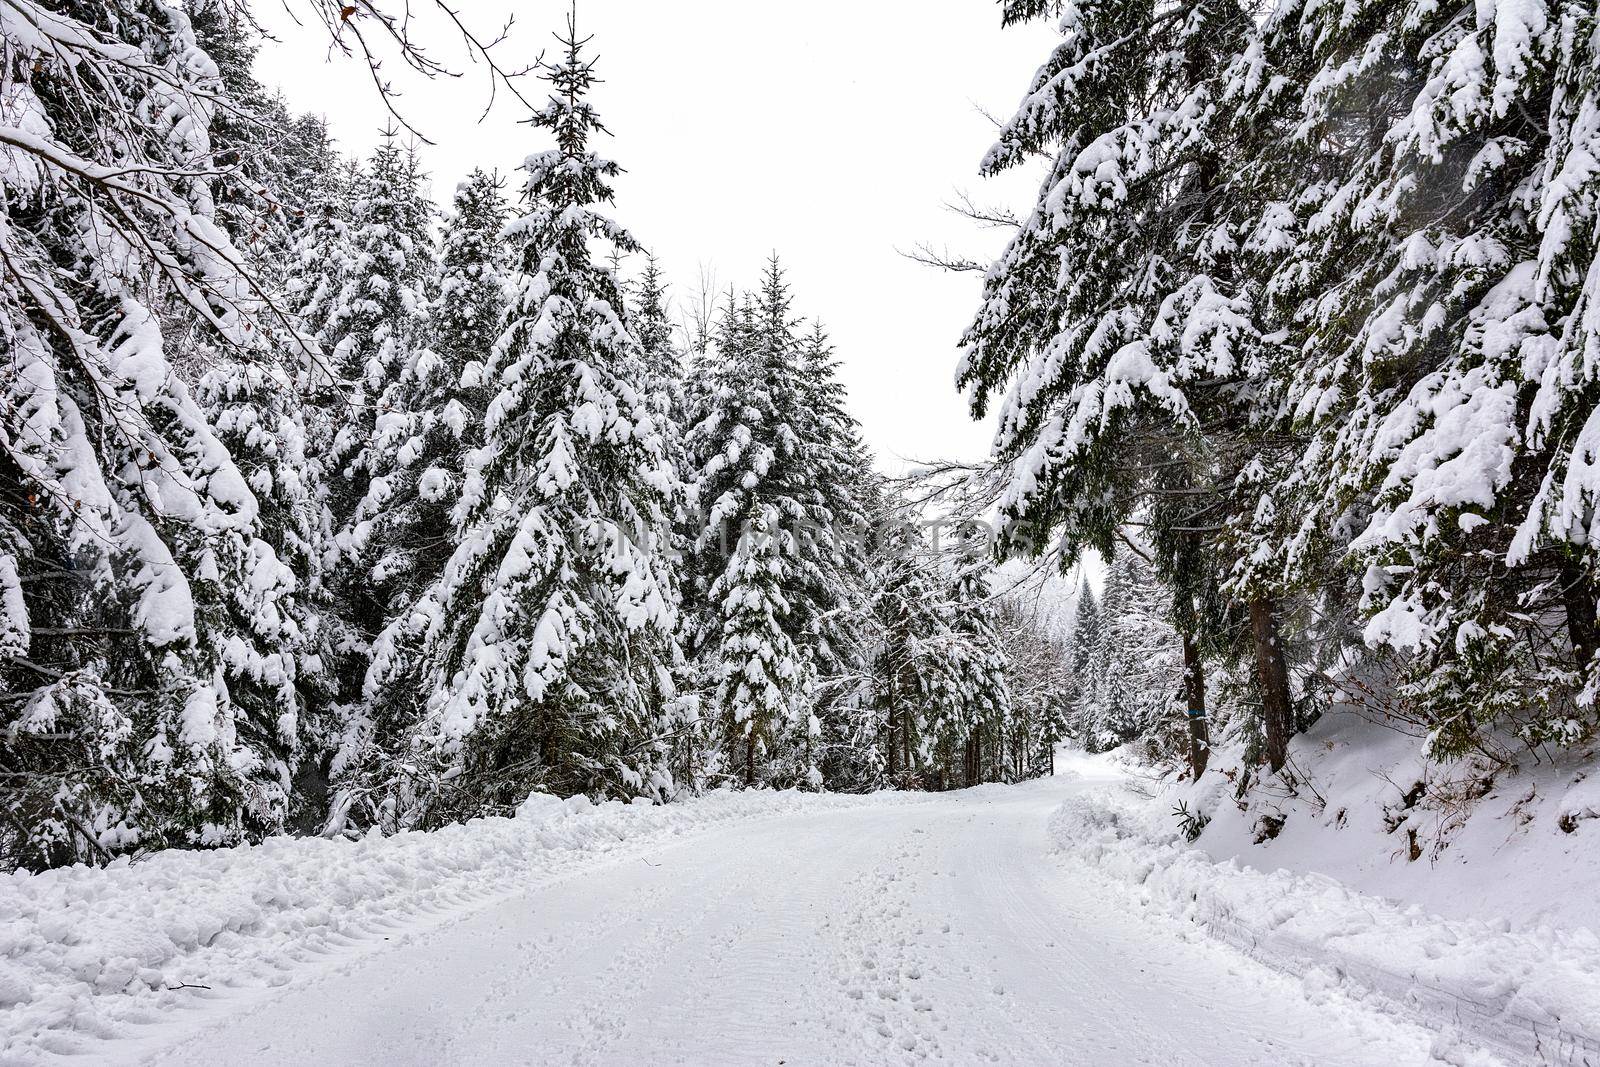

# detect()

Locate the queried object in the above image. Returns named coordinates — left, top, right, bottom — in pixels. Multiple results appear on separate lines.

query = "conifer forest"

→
left=3, top=1, right=1600, bottom=1063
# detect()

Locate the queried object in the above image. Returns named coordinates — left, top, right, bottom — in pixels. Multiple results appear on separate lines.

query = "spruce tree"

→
left=1067, top=579, right=1103, bottom=747
left=362, top=168, right=508, bottom=620
left=964, top=0, right=1297, bottom=769
left=188, top=3, right=338, bottom=280
left=285, top=167, right=357, bottom=364
left=929, top=540, right=1013, bottom=788
left=361, top=21, right=681, bottom=825
left=993, top=597, right=1071, bottom=779
left=711, top=504, right=806, bottom=786
left=681, top=264, right=874, bottom=785
left=865, top=518, right=948, bottom=788
left=1230, top=0, right=1598, bottom=757
left=342, top=169, right=511, bottom=818
left=630, top=254, right=686, bottom=438
left=796, top=321, right=875, bottom=710
left=309, top=132, right=436, bottom=743
left=323, top=133, right=435, bottom=526
left=1099, top=552, right=1186, bottom=757
left=1, top=0, right=315, bottom=864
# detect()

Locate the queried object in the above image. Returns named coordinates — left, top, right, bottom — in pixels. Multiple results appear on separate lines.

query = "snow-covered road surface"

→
left=118, top=767, right=1457, bottom=1066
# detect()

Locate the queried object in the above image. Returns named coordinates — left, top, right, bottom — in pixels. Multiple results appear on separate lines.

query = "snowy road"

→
left=122, top=767, right=1452, bottom=1067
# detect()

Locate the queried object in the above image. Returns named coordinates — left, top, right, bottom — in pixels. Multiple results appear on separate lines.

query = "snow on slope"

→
left=1166, top=708, right=1600, bottom=933
left=1056, top=747, right=1600, bottom=1064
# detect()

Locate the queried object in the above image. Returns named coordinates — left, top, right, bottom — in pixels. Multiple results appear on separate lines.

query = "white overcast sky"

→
left=252, top=1, right=1054, bottom=471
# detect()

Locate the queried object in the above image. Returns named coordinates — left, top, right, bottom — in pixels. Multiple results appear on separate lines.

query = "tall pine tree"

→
left=353, top=20, right=682, bottom=826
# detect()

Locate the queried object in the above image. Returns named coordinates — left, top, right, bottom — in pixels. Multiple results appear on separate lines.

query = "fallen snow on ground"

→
left=1165, top=707, right=1600, bottom=933
left=0, top=788, right=926, bottom=1062
left=1053, top=748, right=1600, bottom=1065
left=4, top=758, right=1589, bottom=1064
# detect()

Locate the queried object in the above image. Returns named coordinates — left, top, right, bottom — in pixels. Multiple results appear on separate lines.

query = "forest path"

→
left=134, top=761, right=1445, bottom=1066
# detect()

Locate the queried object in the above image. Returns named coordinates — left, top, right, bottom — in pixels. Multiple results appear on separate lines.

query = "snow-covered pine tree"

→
left=681, top=262, right=873, bottom=786
left=194, top=348, right=336, bottom=828
left=927, top=534, right=1013, bottom=788
left=863, top=517, right=949, bottom=788
left=1518, top=2, right=1600, bottom=700
left=1231, top=0, right=1597, bottom=757
left=1066, top=579, right=1103, bottom=748
left=748, top=261, right=849, bottom=694
left=184, top=5, right=350, bottom=826
left=675, top=296, right=752, bottom=785
left=847, top=511, right=1017, bottom=791
left=965, top=0, right=1300, bottom=769
left=683, top=283, right=817, bottom=786
left=352, top=21, right=681, bottom=826
left=1098, top=552, right=1186, bottom=759
left=710, top=503, right=806, bottom=786
left=629, top=254, right=685, bottom=436
left=1, top=0, right=314, bottom=865
left=362, top=167, right=509, bottom=616
left=1083, top=562, right=1134, bottom=751
left=992, top=596, right=1070, bottom=779
left=340, top=168, right=510, bottom=818
left=284, top=169, right=356, bottom=365
left=618, top=255, right=707, bottom=785
left=796, top=321, right=874, bottom=728
left=187, top=2, right=337, bottom=280
left=314, top=133, right=435, bottom=711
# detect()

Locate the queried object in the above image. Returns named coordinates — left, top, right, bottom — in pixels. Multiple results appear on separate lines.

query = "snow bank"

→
left=1049, top=770, right=1600, bottom=1065
left=0, top=788, right=922, bottom=1061
left=1160, top=707, right=1600, bottom=933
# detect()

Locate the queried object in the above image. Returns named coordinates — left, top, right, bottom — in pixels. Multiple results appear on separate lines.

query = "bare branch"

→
left=898, top=243, right=989, bottom=274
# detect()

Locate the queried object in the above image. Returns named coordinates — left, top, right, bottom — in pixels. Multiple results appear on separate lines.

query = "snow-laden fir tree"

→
left=963, top=0, right=1300, bottom=769
left=194, top=348, right=336, bottom=828
left=284, top=171, right=356, bottom=365
left=618, top=255, right=707, bottom=784
left=185, top=5, right=348, bottom=825
left=338, top=168, right=510, bottom=821
left=1065, top=577, right=1106, bottom=751
left=1083, top=552, right=1185, bottom=757
left=709, top=503, right=806, bottom=786
left=683, top=289, right=813, bottom=786
left=681, top=263, right=874, bottom=786
left=1191, top=0, right=1600, bottom=760
left=322, top=132, right=435, bottom=522
left=795, top=321, right=875, bottom=719
left=926, top=535, right=1013, bottom=788
left=187, top=2, right=338, bottom=281
left=863, top=517, right=949, bottom=788
left=1520, top=4, right=1600, bottom=578
left=342, top=21, right=682, bottom=827
left=629, top=255, right=685, bottom=438
left=311, top=133, right=435, bottom=720
left=0, top=0, right=314, bottom=865
left=992, top=596, right=1070, bottom=779
left=1517, top=3, right=1600, bottom=720
left=359, top=168, right=509, bottom=623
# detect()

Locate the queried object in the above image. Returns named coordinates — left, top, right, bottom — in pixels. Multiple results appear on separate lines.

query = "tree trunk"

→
left=1181, top=630, right=1210, bottom=779
left=1561, top=557, right=1599, bottom=672
left=745, top=728, right=756, bottom=787
left=886, top=706, right=899, bottom=781
left=1249, top=596, right=1293, bottom=773
left=902, top=719, right=912, bottom=785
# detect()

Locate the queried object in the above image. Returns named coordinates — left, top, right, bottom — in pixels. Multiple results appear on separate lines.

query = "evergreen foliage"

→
left=350, top=22, right=684, bottom=827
